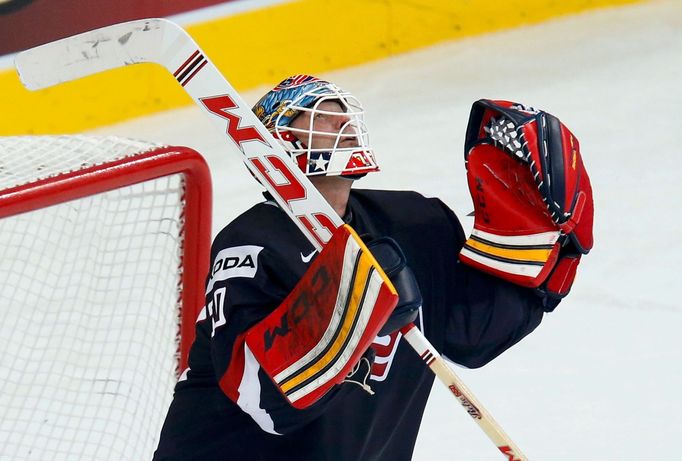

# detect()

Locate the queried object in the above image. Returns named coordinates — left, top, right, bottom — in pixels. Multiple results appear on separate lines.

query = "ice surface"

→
left=92, top=0, right=682, bottom=458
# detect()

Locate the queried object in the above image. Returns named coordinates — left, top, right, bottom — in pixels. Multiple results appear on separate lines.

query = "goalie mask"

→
left=253, top=75, right=378, bottom=178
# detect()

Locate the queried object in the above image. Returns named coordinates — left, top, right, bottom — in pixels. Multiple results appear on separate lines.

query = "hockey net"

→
left=0, top=135, right=212, bottom=460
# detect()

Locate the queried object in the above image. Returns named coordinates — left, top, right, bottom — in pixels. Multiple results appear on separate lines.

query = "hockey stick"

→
left=15, top=19, right=527, bottom=460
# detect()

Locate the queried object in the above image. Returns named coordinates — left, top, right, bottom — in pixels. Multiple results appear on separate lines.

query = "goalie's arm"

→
left=431, top=198, right=546, bottom=368
left=444, top=264, right=545, bottom=368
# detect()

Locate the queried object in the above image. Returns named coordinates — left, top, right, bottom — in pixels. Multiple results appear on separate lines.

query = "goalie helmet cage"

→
left=0, top=135, right=212, bottom=460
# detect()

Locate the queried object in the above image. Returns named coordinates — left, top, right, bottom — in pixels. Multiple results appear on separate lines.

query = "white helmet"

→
left=253, top=75, right=379, bottom=178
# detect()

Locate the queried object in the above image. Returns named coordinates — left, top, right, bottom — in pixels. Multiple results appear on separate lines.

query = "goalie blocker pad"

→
left=460, top=99, right=593, bottom=289
left=231, top=224, right=398, bottom=409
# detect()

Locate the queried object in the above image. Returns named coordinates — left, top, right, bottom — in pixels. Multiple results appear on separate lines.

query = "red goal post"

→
left=0, top=135, right=211, bottom=459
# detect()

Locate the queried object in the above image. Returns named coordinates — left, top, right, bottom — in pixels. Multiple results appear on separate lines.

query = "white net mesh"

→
left=0, top=135, right=161, bottom=190
left=0, top=136, right=187, bottom=460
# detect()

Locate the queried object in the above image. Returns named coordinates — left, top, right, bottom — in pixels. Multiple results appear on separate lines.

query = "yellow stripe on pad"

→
left=280, top=250, right=373, bottom=394
left=465, top=238, right=552, bottom=263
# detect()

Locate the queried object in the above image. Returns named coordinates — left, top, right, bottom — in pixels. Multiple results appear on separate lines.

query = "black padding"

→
left=378, top=265, right=421, bottom=336
left=464, top=101, right=488, bottom=155
left=366, top=237, right=405, bottom=277
left=365, top=237, right=422, bottom=336
left=464, top=99, right=537, bottom=161
left=544, top=113, right=567, bottom=214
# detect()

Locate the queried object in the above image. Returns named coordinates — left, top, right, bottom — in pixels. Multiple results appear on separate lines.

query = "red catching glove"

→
left=459, top=100, right=593, bottom=310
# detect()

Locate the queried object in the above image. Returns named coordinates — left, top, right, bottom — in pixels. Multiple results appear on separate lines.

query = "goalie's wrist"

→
left=533, top=251, right=582, bottom=312
left=534, top=286, right=563, bottom=312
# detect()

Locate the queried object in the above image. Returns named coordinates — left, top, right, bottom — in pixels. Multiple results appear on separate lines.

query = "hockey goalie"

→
left=153, top=77, right=593, bottom=461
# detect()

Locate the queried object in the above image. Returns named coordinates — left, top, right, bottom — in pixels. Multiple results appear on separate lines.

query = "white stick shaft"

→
left=401, top=324, right=528, bottom=460
left=16, top=19, right=527, bottom=460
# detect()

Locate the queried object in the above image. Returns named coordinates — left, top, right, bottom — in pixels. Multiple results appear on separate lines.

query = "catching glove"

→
left=459, top=99, right=593, bottom=309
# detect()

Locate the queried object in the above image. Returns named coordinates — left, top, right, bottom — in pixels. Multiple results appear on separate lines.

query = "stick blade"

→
left=15, top=18, right=168, bottom=90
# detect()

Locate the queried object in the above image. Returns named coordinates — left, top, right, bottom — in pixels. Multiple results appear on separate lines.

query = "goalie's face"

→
left=289, top=101, right=357, bottom=150
left=282, top=94, right=378, bottom=177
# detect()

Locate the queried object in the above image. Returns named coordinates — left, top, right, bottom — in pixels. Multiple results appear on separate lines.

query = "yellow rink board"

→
left=0, top=0, right=641, bottom=135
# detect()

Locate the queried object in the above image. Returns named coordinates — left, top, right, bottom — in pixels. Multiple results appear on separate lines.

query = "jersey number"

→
left=207, top=287, right=227, bottom=337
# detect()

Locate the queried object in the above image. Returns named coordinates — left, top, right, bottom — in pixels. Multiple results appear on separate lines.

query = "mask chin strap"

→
left=342, top=173, right=368, bottom=180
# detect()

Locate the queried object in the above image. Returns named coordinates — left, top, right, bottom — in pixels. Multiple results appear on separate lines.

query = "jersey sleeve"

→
left=199, top=228, right=363, bottom=436
left=443, top=266, right=545, bottom=368
left=433, top=199, right=547, bottom=368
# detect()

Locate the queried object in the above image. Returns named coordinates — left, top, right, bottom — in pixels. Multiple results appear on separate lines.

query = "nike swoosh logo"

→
left=300, top=249, right=317, bottom=263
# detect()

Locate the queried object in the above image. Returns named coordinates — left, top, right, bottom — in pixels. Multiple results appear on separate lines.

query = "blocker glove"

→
left=459, top=99, right=594, bottom=311
left=238, top=225, right=415, bottom=409
left=365, top=237, right=422, bottom=336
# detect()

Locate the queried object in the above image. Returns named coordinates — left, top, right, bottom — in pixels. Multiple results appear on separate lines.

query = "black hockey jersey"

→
left=154, top=189, right=546, bottom=461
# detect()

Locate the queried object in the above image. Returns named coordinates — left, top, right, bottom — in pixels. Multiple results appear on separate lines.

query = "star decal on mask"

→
left=309, top=153, right=330, bottom=172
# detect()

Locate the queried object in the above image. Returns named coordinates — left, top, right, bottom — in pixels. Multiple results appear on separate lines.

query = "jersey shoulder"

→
left=351, top=189, right=458, bottom=224
left=209, top=200, right=314, bottom=287
left=212, top=201, right=300, bottom=250
left=349, top=188, right=466, bottom=246
left=351, top=188, right=443, bottom=210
